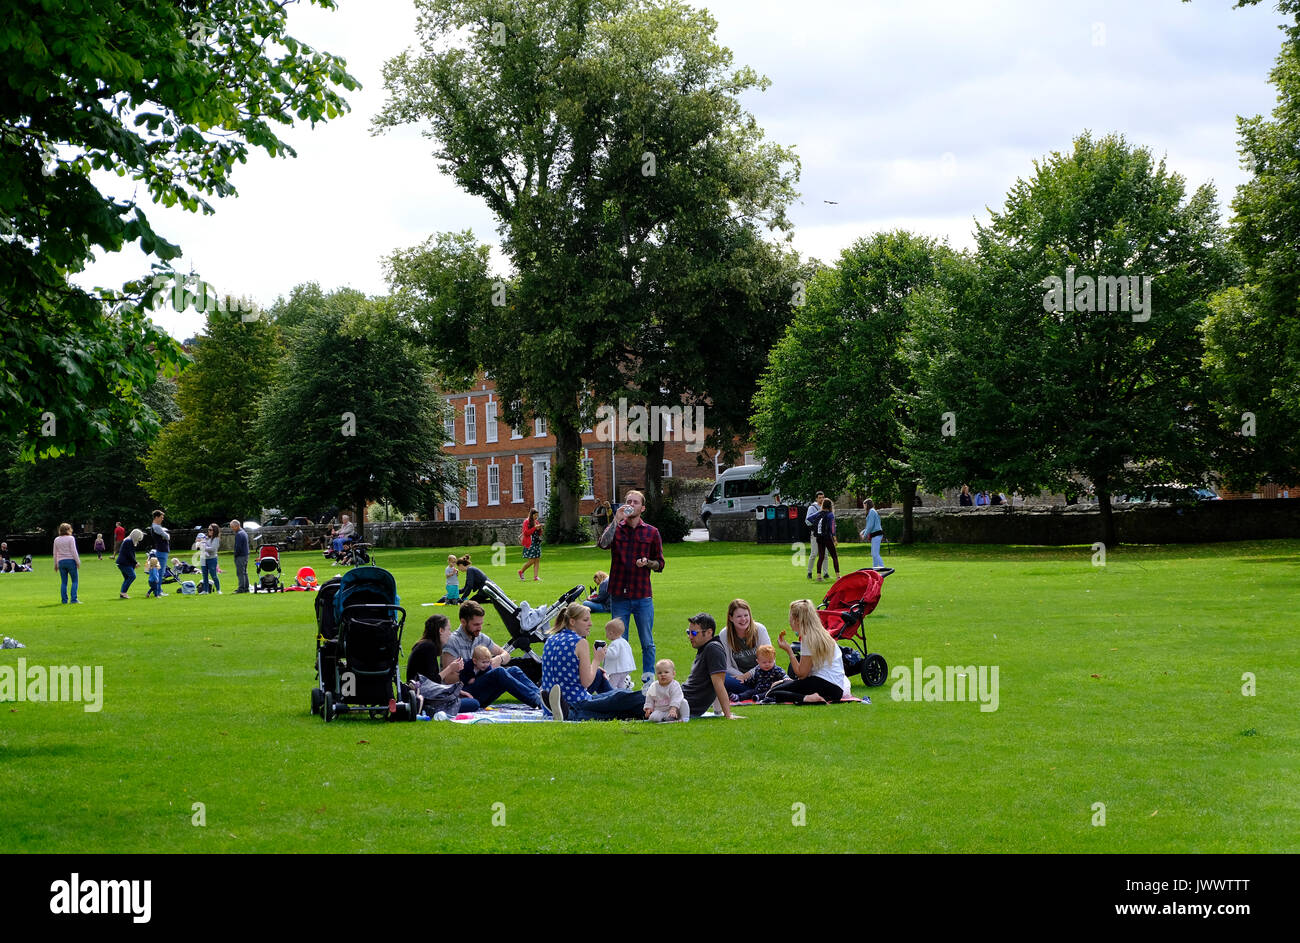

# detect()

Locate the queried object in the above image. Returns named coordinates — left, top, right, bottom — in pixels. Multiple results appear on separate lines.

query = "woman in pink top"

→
left=52, top=522, right=82, bottom=604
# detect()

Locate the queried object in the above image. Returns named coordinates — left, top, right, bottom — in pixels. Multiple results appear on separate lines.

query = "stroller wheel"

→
left=323, top=691, right=335, bottom=722
left=310, top=687, right=324, bottom=716
left=405, top=687, right=420, bottom=721
left=861, top=653, right=888, bottom=687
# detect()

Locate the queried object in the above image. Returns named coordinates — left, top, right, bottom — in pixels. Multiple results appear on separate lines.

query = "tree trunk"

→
left=643, top=438, right=666, bottom=518
left=551, top=418, right=584, bottom=541
left=899, top=480, right=916, bottom=545
left=1094, top=473, right=1117, bottom=547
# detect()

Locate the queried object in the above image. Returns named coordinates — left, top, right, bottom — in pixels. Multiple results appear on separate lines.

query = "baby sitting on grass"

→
left=642, top=659, right=689, bottom=722
left=729, top=644, right=787, bottom=703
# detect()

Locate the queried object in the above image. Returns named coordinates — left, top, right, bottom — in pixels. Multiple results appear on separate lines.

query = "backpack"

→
left=138, top=527, right=155, bottom=552
left=815, top=511, right=832, bottom=540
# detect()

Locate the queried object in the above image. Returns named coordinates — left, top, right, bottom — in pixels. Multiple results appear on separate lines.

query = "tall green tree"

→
left=247, top=290, right=460, bottom=525
left=0, top=379, right=179, bottom=536
left=376, top=0, right=798, bottom=539
left=144, top=305, right=284, bottom=523
left=1203, top=0, right=1300, bottom=487
left=1, top=1, right=357, bottom=456
left=752, top=232, right=960, bottom=543
left=907, top=133, right=1235, bottom=545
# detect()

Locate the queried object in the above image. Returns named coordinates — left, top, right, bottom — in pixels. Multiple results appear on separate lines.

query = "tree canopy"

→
left=247, top=288, right=460, bottom=524
left=378, top=0, right=799, bottom=539
left=1, top=0, right=357, bottom=457
left=144, top=305, right=284, bottom=523
left=907, top=133, right=1235, bottom=544
left=753, top=232, right=961, bottom=542
left=1203, top=0, right=1300, bottom=487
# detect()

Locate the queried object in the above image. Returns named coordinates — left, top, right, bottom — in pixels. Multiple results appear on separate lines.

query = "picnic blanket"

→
left=730, top=695, right=870, bottom=705
left=432, top=704, right=551, bottom=724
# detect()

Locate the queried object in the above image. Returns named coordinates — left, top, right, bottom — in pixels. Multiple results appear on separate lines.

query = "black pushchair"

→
left=310, top=566, right=417, bottom=722
left=472, top=578, right=586, bottom=683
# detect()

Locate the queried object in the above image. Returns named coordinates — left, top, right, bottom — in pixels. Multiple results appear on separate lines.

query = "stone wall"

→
left=707, top=500, right=1300, bottom=544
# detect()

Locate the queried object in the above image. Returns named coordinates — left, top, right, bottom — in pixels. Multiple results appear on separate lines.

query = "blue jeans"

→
left=723, top=674, right=749, bottom=696
left=567, top=688, right=645, bottom=721
left=154, top=551, right=170, bottom=594
left=582, top=601, right=609, bottom=613
left=466, top=666, right=542, bottom=709
left=201, top=557, right=220, bottom=593
left=58, top=559, right=78, bottom=603
left=587, top=668, right=612, bottom=694
left=870, top=536, right=884, bottom=568
left=611, top=595, right=655, bottom=675
left=118, top=564, right=136, bottom=595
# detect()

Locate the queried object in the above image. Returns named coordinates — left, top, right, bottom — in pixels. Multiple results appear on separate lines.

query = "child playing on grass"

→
left=144, top=551, right=162, bottom=598
left=729, top=643, right=787, bottom=702
left=600, top=618, right=636, bottom=690
left=442, top=553, right=460, bottom=603
left=642, top=658, right=688, bottom=722
left=94, top=533, right=105, bottom=560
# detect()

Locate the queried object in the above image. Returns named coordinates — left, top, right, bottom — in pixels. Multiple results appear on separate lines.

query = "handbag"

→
left=413, top=675, right=466, bottom=716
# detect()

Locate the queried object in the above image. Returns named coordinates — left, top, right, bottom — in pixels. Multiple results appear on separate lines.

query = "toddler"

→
left=643, top=659, right=689, bottom=722
left=600, top=618, right=636, bottom=690
left=94, top=533, right=105, bottom=560
left=459, top=645, right=496, bottom=686
left=145, top=551, right=162, bottom=598
left=730, top=644, right=787, bottom=702
left=441, top=553, right=460, bottom=603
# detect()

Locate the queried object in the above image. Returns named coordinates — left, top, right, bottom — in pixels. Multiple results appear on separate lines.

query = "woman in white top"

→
left=717, top=598, right=771, bottom=697
left=769, top=598, right=849, bottom=703
left=199, top=523, right=222, bottom=594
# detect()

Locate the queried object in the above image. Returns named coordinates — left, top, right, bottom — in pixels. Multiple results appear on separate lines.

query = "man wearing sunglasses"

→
left=680, top=613, right=736, bottom=720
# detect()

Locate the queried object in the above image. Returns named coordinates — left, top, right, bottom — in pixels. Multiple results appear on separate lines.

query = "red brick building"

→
left=438, top=377, right=733, bottom=521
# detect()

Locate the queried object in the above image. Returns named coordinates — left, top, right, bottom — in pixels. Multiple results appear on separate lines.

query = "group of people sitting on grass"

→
left=405, top=594, right=851, bottom=722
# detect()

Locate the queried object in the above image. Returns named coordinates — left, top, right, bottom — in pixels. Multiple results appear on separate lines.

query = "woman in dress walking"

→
left=518, top=507, right=543, bottom=581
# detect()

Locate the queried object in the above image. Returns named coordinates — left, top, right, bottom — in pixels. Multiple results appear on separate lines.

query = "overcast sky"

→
left=77, top=0, right=1289, bottom=339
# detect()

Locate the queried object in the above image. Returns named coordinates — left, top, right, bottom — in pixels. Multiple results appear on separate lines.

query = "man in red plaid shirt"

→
left=597, top=490, right=664, bottom=685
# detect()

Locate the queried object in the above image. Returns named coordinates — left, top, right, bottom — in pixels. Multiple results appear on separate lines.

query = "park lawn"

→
left=0, top=538, right=1296, bottom=853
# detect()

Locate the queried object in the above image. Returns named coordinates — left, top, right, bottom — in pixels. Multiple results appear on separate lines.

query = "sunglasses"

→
left=686, top=627, right=706, bottom=637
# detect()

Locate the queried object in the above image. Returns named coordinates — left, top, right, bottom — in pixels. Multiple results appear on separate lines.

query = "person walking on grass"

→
left=518, top=508, right=543, bottom=581
left=113, top=521, right=126, bottom=555
left=811, top=498, right=840, bottom=583
left=597, top=489, right=664, bottom=685
left=805, top=491, right=828, bottom=580
left=116, top=528, right=143, bottom=598
left=52, top=522, right=81, bottom=604
left=860, top=498, right=885, bottom=569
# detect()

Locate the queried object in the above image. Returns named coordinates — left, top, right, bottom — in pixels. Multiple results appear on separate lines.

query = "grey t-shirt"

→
left=444, top=626, right=495, bottom=664
left=681, top=637, right=728, bottom=717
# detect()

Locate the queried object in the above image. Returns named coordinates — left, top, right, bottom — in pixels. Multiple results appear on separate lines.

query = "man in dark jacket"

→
left=230, top=519, right=250, bottom=594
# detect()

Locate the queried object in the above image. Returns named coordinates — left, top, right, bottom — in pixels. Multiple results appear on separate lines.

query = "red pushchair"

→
left=815, top=567, right=891, bottom=686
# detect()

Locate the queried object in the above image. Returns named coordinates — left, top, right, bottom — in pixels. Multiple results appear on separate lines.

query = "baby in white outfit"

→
left=642, top=659, right=689, bottom=722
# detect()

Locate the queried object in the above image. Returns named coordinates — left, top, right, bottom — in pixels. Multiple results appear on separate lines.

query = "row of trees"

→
left=4, top=0, right=1296, bottom=545
left=754, top=88, right=1299, bottom=547
left=0, top=286, right=463, bottom=535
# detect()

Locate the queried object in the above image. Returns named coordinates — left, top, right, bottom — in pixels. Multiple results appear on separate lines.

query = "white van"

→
left=701, top=465, right=779, bottom=523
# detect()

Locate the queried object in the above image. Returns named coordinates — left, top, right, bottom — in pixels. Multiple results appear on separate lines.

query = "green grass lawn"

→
left=1, top=539, right=1296, bottom=853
